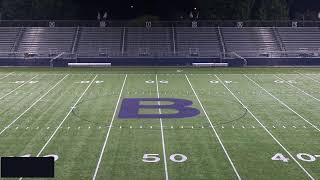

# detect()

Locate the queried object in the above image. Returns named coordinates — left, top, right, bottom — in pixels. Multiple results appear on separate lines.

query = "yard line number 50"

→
left=143, top=154, right=187, bottom=163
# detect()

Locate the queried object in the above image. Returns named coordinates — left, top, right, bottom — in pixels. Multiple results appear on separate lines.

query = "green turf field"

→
left=0, top=67, right=320, bottom=180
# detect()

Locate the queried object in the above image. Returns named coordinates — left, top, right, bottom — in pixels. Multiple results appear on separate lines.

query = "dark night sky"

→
left=76, top=0, right=194, bottom=19
left=292, top=0, right=320, bottom=11
left=63, top=0, right=320, bottom=20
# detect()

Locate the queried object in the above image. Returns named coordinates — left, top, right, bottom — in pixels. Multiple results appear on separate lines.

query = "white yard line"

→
left=296, top=72, right=320, bottom=84
left=185, top=74, right=241, bottom=180
left=214, top=75, right=314, bottom=180
left=156, top=74, right=169, bottom=180
left=36, top=75, right=98, bottom=157
left=0, top=74, right=39, bottom=101
left=307, top=74, right=320, bottom=78
left=20, top=75, right=97, bottom=180
left=92, top=74, right=127, bottom=180
left=0, top=74, right=69, bottom=136
left=0, top=72, right=15, bottom=80
left=274, top=75, right=320, bottom=102
left=244, top=75, right=320, bottom=132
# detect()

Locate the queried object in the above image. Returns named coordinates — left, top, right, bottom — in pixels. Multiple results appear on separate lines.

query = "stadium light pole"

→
left=317, top=12, right=320, bottom=27
left=130, top=4, right=135, bottom=19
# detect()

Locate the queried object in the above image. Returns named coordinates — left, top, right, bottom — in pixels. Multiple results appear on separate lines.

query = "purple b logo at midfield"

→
left=118, top=98, right=200, bottom=119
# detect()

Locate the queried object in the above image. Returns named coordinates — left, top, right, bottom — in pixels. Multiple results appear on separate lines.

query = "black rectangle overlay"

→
left=1, top=157, right=54, bottom=178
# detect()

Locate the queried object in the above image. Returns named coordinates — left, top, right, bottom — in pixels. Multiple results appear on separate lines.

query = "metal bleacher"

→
left=277, top=27, right=320, bottom=51
left=221, top=27, right=281, bottom=57
left=175, top=27, right=221, bottom=57
left=77, top=27, right=122, bottom=57
left=0, top=24, right=319, bottom=59
left=0, top=27, right=21, bottom=53
left=17, top=27, right=76, bottom=56
left=126, top=27, right=171, bottom=56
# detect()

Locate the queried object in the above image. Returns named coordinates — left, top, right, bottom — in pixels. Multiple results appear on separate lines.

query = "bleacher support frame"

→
left=171, top=26, right=176, bottom=55
left=11, top=27, right=24, bottom=52
left=71, top=26, right=81, bottom=54
left=121, top=27, right=126, bottom=56
left=272, top=27, right=286, bottom=51
left=217, top=26, right=226, bottom=58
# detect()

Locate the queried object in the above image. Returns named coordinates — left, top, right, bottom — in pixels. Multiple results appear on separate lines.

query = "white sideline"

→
left=215, top=75, right=314, bottom=180
left=92, top=74, right=127, bottom=180
left=0, top=74, right=69, bottom=136
left=185, top=74, right=241, bottom=180
left=0, top=74, right=39, bottom=101
left=274, top=75, right=320, bottom=102
left=155, top=74, right=169, bottom=180
left=0, top=72, right=14, bottom=80
left=36, top=75, right=98, bottom=156
left=244, top=75, right=320, bottom=133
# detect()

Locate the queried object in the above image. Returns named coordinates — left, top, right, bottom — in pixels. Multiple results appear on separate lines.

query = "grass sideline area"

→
left=0, top=67, right=319, bottom=179
left=0, top=67, right=320, bottom=74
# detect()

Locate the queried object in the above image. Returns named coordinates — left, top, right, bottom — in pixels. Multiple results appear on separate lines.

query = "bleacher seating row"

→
left=175, top=27, right=221, bottom=57
left=18, top=27, right=76, bottom=54
left=0, top=27, right=319, bottom=57
left=77, top=27, right=122, bottom=57
left=221, top=27, right=280, bottom=57
left=0, top=27, right=21, bottom=52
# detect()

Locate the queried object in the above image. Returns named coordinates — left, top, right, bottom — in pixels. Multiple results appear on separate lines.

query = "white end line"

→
left=0, top=75, right=39, bottom=101
left=156, top=74, right=169, bottom=180
left=215, top=75, right=314, bottom=180
left=244, top=75, right=320, bottom=133
left=185, top=74, right=241, bottom=180
left=92, top=74, right=127, bottom=180
left=0, top=74, right=69, bottom=136
left=36, top=75, right=98, bottom=157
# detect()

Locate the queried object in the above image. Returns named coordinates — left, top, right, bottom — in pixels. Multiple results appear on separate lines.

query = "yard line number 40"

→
left=10, top=154, right=59, bottom=161
left=272, top=153, right=320, bottom=163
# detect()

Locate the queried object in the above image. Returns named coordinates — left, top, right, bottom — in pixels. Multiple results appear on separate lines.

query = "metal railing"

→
left=0, top=20, right=319, bottom=27
left=228, top=52, right=247, bottom=66
left=1, top=49, right=319, bottom=59
left=0, top=51, right=76, bottom=59
left=223, top=49, right=320, bottom=58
